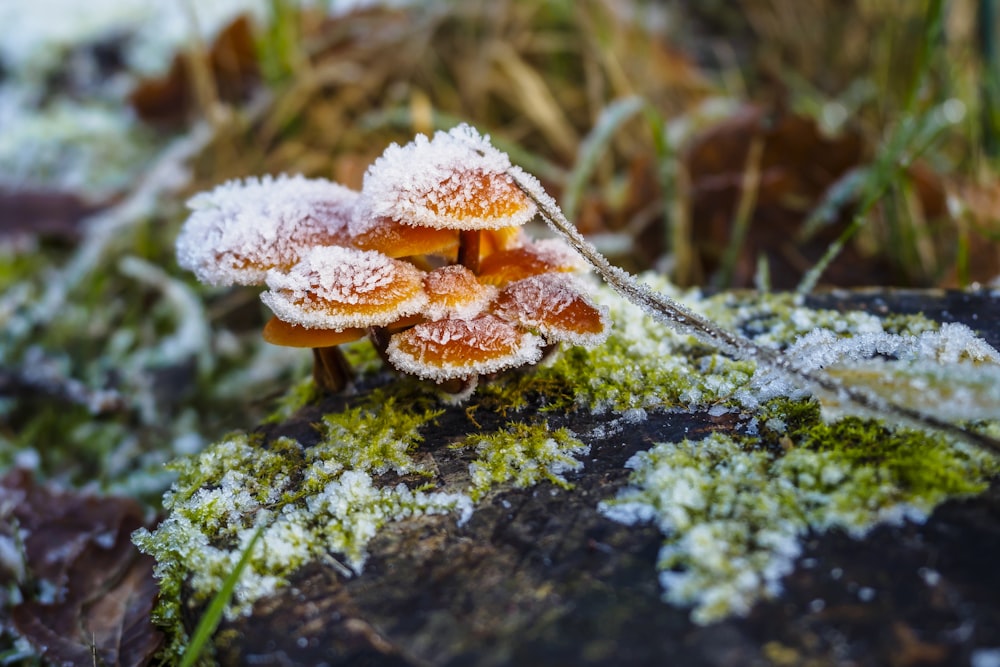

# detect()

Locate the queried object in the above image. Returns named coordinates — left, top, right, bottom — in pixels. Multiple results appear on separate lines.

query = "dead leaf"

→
left=130, top=14, right=259, bottom=125
left=0, top=188, right=109, bottom=246
left=683, top=104, right=874, bottom=288
left=1, top=470, right=163, bottom=667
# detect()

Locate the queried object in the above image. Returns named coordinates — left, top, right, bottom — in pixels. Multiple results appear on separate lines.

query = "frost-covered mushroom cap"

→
left=359, top=124, right=537, bottom=231
left=387, top=314, right=543, bottom=382
left=261, top=245, right=428, bottom=330
left=477, top=238, right=588, bottom=286
left=492, top=273, right=610, bottom=346
left=177, top=175, right=357, bottom=286
left=422, top=265, right=497, bottom=321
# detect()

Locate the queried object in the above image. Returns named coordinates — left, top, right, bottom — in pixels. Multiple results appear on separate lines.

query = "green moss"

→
left=603, top=397, right=999, bottom=624
left=313, top=386, right=442, bottom=478
left=134, top=387, right=468, bottom=662
left=455, top=421, right=589, bottom=500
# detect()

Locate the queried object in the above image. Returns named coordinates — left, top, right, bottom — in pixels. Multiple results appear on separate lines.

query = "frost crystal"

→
left=359, top=124, right=537, bottom=230
left=177, top=175, right=357, bottom=286
left=261, top=245, right=428, bottom=330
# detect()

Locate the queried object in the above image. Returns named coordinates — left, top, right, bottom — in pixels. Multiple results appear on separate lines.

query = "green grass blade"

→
left=562, top=96, right=646, bottom=221
left=179, top=526, right=264, bottom=667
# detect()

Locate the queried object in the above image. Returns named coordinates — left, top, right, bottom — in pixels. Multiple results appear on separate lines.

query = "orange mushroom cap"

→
left=351, top=214, right=459, bottom=258
left=177, top=175, right=356, bottom=286
left=422, top=265, right=497, bottom=321
left=477, top=238, right=587, bottom=286
left=262, top=315, right=365, bottom=348
left=261, top=245, right=428, bottom=330
left=358, top=125, right=537, bottom=231
left=492, top=273, right=610, bottom=346
left=480, top=225, right=526, bottom=259
left=386, top=314, right=543, bottom=382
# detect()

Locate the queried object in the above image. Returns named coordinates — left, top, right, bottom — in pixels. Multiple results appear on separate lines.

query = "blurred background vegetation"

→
left=1, top=0, right=999, bottom=487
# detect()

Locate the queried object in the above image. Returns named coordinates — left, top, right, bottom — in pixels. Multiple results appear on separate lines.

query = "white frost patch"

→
left=177, top=175, right=358, bottom=286
left=745, top=321, right=1000, bottom=420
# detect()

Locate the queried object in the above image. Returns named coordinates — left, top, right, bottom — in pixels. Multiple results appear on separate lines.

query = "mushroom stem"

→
left=458, top=229, right=482, bottom=274
left=313, top=346, right=353, bottom=393
left=367, top=326, right=394, bottom=366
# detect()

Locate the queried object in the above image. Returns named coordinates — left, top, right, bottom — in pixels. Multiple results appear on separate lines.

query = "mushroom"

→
left=476, top=238, right=587, bottom=287
left=386, top=314, right=543, bottom=386
left=261, top=245, right=428, bottom=391
left=491, top=273, right=610, bottom=346
left=422, top=265, right=497, bottom=321
left=176, top=174, right=356, bottom=286
left=357, top=124, right=537, bottom=274
left=350, top=214, right=459, bottom=261
left=262, top=318, right=365, bottom=393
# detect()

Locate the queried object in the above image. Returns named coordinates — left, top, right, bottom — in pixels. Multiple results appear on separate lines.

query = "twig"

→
left=509, top=168, right=1000, bottom=456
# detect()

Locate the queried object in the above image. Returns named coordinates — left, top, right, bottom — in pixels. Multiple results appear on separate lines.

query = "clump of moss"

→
left=602, top=401, right=998, bottom=625
left=455, top=421, right=589, bottom=500
left=134, top=386, right=469, bottom=661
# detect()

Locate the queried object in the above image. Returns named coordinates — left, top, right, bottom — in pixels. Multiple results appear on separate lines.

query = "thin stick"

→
left=509, top=168, right=1000, bottom=456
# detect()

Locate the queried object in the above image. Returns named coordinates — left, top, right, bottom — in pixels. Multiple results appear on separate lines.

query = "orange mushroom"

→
left=177, top=175, right=356, bottom=286
left=261, top=245, right=427, bottom=330
left=261, top=245, right=429, bottom=392
left=358, top=125, right=537, bottom=274
left=491, top=273, right=610, bottom=346
left=262, top=317, right=366, bottom=393
left=477, top=238, right=587, bottom=286
left=422, top=265, right=497, bottom=321
left=351, top=214, right=459, bottom=259
left=386, top=314, right=543, bottom=383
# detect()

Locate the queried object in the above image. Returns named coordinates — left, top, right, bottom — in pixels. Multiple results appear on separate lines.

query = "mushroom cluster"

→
left=176, top=124, right=609, bottom=399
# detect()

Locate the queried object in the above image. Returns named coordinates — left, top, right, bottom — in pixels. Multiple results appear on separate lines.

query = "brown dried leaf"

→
left=683, top=105, right=869, bottom=288
left=0, top=188, right=108, bottom=245
left=1, top=470, right=163, bottom=667
left=129, top=14, right=259, bottom=125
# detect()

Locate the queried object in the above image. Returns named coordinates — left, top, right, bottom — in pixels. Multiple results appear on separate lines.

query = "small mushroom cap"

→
left=261, top=245, right=428, bottom=330
left=351, top=214, right=459, bottom=258
left=477, top=238, right=587, bottom=286
left=387, top=314, right=543, bottom=382
left=262, top=315, right=365, bottom=348
left=422, top=265, right=497, bottom=321
left=480, top=225, right=526, bottom=258
left=177, top=175, right=357, bottom=286
left=492, top=273, right=610, bottom=346
left=359, top=124, right=537, bottom=231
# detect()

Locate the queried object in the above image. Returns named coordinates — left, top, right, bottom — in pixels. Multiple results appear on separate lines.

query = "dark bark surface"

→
left=215, top=289, right=1000, bottom=667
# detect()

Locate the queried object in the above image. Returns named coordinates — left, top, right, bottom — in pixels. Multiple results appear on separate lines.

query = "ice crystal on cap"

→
left=422, top=265, right=497, bottom=321
left=387, top=314, right=543, bottom=381
left=261, top=246, right=428, bottom=330
left=478, top=238, right=588, bottom=286
left=359, top=124, right=537, bottom=230
left=177, top=175, right=357, bottom=286
left=493, top=273, right=610, bottom=345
